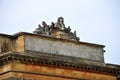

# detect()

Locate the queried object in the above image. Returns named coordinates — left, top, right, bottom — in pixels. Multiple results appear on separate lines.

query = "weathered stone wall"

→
left=25, top=35, right=104, bottom=62
left=15, top=35, right=25, bottom=52
left=0, top=61, right=116, bottom=80
left=1, top=33, right=119, bottom=80
left=0, top=32, right=105, bottom=62
left=0, top=62, right=13, bottom=80
left=0, top=34, right=25, bottom=54
left=0, top=34, right=15, bottom=54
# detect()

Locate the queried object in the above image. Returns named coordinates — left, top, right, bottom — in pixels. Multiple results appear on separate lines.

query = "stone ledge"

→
left=1, top=70, right=86, bottom=80
left=14, top=32, right=105, bottom=47
left=0, top=52, right=119, bottom=75
left=0, top=33, right=15, bottom=39
left=0, top=32, right=105, bottom=48
left=25, top=50, right=105, bottom=66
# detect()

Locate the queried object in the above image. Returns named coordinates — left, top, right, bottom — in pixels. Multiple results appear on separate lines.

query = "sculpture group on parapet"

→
left=33, top=17, right=80, bottom=41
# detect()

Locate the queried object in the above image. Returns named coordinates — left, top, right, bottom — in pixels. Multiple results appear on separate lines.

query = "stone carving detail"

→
left=33, top=17, right=80, bottom=41
left=33, top=21, right=53, bottom=35
left=54, top=17, right=65, bottom=30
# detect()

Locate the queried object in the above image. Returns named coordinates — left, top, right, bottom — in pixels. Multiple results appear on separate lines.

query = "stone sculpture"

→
left=33, top=17, right=80, bottom=41
left=54, top=17, right=65, bottom=30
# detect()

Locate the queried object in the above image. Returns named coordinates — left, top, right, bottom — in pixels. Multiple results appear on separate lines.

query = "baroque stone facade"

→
left=0, top=17, right=120, bottom=80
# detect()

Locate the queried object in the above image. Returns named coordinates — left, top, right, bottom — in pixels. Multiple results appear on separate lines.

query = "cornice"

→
left=0, top=53, right=119, bottom=75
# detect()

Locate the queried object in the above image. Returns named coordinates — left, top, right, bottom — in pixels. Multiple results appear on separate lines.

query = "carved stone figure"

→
left=42, top=21, right=49, bottom=35
left=68, top=31, right=79, bottom=41
left=54, top=17, right=65, bottom=30
left=33, top=24, right=44, bottom=34
left=38, top=24, right=44, bottom=34
left=49, top=22, right=54, bottom=34
left=33, top=17, right=80, bottom=41
left=65, top=26, right=71, bottom=33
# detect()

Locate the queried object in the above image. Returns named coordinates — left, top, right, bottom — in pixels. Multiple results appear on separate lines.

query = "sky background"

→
left=0, top=0, right=120, bottom=65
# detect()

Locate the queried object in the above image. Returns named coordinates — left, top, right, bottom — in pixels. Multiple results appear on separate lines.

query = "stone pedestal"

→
left=51, top=29, right=69, bottom=39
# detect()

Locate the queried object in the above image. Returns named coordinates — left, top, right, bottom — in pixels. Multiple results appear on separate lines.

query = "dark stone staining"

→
left=33, top=17, right=80, bottom=41
left=117, top=75, right=120, bottom=80
left=3, top=77, right=34, bottom=80
left=0, top=41, right=9, bottom=54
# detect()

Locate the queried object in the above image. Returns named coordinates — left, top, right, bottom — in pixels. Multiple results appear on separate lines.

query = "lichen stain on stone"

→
left=0, top=41, right=9, bottom=54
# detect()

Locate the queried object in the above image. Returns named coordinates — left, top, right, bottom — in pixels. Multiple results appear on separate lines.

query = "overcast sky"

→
left=0, top=0, right=120, bottom=65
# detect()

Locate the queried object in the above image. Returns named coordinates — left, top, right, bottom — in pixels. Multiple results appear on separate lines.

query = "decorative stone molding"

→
left=0, top=52, right=119, bottom=76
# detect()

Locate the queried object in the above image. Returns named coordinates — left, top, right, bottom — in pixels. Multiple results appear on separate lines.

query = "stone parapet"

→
left=0, top=32, right=105, bottom=64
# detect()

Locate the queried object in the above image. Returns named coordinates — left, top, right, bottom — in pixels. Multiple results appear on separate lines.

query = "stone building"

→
left=0, top=17, right=120, bottom=80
